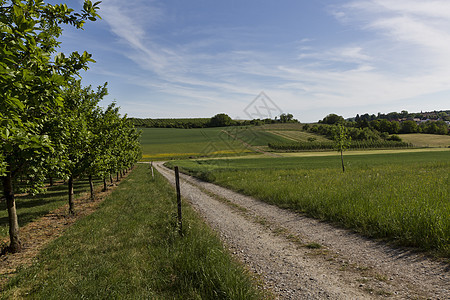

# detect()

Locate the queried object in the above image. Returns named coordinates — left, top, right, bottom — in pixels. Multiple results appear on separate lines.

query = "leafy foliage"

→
left=0, top=0, right=141, bottom=252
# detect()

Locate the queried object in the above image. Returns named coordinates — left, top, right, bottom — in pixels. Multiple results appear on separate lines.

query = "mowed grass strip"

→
left=1, top=165, right=265, bottom=299
left=172, top=151, right=450, bottom=257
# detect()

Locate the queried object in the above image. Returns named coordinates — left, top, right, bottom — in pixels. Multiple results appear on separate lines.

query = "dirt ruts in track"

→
left=155, top=162, right=449, bottom=299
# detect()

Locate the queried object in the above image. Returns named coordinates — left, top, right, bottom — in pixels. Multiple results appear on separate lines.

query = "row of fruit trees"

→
left=1, top=1, right=141, bottom=252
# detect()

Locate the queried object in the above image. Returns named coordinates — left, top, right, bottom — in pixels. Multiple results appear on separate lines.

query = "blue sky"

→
left=58, top=0, right=450, bottom=122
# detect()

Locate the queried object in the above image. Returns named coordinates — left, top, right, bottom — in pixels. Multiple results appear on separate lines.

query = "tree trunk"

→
left=116, top=172, right=119, bottom=182
left=341, top=150, right=345, bottom=173
left=103, top=178, right=107, bottom=191
left=2, top=170, right=21, bottom=253
left=110, top=173, right=113, bottom=184
left=68, top=176, right=74, bottom=214
left=89, top=175, right=94, bottom=200
left=49, top=176, right=53, bottom=186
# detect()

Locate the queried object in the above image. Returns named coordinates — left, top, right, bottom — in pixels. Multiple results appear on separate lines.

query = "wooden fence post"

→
left=174, top=166, right=182, bottom=236
left=150, top=161, right=154, bottom=180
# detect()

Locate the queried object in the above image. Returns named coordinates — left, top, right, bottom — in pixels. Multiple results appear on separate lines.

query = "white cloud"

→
left=93, top=0, right=450, bottom=121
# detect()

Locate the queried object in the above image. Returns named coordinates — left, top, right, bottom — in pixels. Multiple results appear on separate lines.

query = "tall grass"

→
left=1, top=165, right=265, bottom=299
left=173, top=152, right=450, bottom=257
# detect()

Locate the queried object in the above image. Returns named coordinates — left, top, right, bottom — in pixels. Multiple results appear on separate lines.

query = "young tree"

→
left=334, top=124, right=351, bottom=173
left=59, top=80, right=107, bottom=213
left=0, top=0, right=100, bottom=252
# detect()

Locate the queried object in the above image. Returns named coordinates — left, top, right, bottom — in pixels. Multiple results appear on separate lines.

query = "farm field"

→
left=224, top=127, right=293, bottom=146
left=1, top=165, right=264, bottom=299
left=398, top=133, right=450, bottom=147
left=139, top=125, right=330, bottom=160
left=139, top=127, right=253, bottom=161
left=268, top=130, right=330, bottom=142
left=168, top=150, right=450, bottom=257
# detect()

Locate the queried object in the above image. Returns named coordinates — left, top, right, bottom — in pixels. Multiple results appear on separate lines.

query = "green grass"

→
left=169, top=151, right=450, bottom=257
left=0, top=178, right=103, bottom=239
left=1, top=165, right=266, bottom=299
left=268, top=130, right=330, bottom=143
left=140, top=128, right=252, bottom=161
left=398, top=133, right=450, bottom=148
left=225, top=127, right=292, bottom=146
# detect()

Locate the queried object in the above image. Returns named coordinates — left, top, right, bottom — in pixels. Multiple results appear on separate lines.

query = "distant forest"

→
left=318, top=110, right=450, bottom=136
left=130, top=113, right=298, bottom=129
left=347, top=110, right=450, bottom=122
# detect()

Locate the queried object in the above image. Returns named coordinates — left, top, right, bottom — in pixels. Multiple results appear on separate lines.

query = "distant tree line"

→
left=348, top=110, right=450, bottom=122
left=316, top=113, right=449, bottom=136
left=130, top=113, right=298, bottom=128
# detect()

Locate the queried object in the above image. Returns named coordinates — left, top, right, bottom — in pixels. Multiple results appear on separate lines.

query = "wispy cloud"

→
left=94, top=0, right=450, bottom=121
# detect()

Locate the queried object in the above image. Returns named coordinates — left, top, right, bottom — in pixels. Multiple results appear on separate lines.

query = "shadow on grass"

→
left=0, top=177, right=105, bottom=238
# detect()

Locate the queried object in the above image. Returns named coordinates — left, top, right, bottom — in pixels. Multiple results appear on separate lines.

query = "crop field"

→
left=139, top=125, right=331, bottom=160
left=268, top=130, right=330, bottom=142
left=398, top=133, right=450, bottom=148
left=168, top=150, right=450, bottom=257
left=139, top=127, right=253, bottom=161
left=224, top=127, right=292, bottom=146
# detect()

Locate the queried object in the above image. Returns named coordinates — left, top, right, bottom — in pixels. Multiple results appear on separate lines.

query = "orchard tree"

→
left=59, top=80, right=107, bottom=213
left=334, top=124, right=351, bottom=173
left=0, top=0, right=100, bottom=252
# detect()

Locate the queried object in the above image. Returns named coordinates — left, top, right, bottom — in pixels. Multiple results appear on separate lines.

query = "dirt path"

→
left=155, top=162, right=449, bottom=299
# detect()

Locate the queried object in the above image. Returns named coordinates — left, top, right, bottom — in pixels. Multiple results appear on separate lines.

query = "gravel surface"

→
left=155, top=162, right=449, bottom=299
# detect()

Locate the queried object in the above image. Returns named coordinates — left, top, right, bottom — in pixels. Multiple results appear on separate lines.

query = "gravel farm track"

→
left=155, top=162, right=449, bottom=299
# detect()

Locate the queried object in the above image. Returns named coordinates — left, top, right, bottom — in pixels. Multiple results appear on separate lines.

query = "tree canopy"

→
left=0, top=0, right=141, bottom=253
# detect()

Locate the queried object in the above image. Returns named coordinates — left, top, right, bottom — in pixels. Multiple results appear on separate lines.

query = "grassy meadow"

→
left=1, top=165, right=265, bottom=299
left=168, top=150, right=450, bottom=257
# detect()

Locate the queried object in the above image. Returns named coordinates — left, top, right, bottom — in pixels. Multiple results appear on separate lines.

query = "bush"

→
left=387, top=134, right=402, bottom=142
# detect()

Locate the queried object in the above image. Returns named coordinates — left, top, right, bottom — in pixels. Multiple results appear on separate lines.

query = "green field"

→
left=168, top=150, right=450, bottom=257
left=139, top=126, right=301, bottom=160
left=1, top=165, right=265, bottom=299
left=224, top=127, right=292, bottom=146
left=398, top=133, right=450, bottom=148
left=268, top=130, right=330, bottom=143
left=139, top=127, right=252, bottom=161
